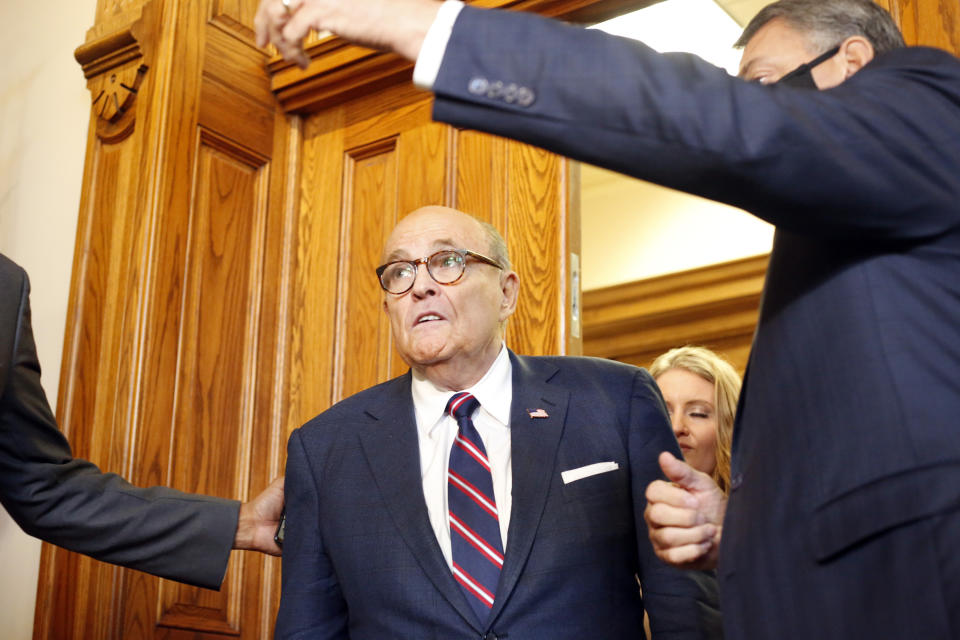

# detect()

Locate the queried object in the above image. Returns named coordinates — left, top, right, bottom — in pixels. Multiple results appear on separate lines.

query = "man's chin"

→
left=402, top=342, right=449, bottom=368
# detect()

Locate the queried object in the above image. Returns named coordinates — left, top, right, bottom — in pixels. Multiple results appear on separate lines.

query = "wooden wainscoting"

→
left=582, top=254, right=769, bottom=372
left=37, top=0, right=594, bottom=638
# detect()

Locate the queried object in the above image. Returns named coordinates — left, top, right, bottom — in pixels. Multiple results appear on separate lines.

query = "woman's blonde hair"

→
left=649, top=345, right=741, bottom=494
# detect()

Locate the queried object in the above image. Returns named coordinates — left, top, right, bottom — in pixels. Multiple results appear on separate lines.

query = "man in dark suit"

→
left=276, top=206, right=720, bottom=639
left=1, top=252, right=284, bottom=589
left=256, top=0, right=960, bottom=637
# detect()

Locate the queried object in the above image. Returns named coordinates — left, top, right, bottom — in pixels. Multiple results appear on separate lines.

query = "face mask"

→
left=776, top=45, right=841, bottom=89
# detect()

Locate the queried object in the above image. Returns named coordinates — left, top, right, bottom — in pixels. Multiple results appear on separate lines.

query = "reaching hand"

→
left=234, top=475, right=285, bottom=556
left=253, top=0, right=443, bottom=69
left=644, top=452, right=726, bottom=570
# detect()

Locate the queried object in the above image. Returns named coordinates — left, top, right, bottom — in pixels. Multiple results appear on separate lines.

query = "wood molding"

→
left=582, top=254, right=768, bottom=366
left=883, top=0, right=960, bottom=54
left=269, top=45, right=417, bottom=114
left=86, top=1, right=148, bottom=42
left=75, top=28, right=143, bottom=78
left=74, top=3, right=156, bottom=143
left=266, top=0, right=658, bottom=113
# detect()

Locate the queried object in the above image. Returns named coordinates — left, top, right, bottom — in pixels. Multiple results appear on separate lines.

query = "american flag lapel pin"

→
left=527, top=408, right=549, bottom=419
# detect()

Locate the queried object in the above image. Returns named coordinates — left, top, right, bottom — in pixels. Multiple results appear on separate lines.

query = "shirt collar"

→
left=411, top=344, right=513, bottom=437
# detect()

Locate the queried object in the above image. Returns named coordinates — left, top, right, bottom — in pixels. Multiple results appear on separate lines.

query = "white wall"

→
left=581, top=165, right=774, bottom=290
left=582, top=0, right=774, bottom=290
left=0, top=0, right=97, bottom=637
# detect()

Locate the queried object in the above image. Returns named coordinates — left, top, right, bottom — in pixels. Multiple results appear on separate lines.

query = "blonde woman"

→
left=649, top=346, right=741, bottom=495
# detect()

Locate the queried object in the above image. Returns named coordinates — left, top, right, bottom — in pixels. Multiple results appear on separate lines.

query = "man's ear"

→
left=839, top=35, right=875, bottom=78
left=499, top=271, right=520, bottom=322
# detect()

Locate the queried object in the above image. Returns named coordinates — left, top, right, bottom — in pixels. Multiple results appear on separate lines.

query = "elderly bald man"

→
left=276, top=206, right=720, bottom=639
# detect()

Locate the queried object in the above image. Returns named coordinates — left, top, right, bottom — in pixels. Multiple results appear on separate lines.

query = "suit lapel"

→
left=356, top=374, right=480, bottom=630
left=490, top=353, right=568, bottom=622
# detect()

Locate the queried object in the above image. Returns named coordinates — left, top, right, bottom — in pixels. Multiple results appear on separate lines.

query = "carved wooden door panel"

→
left=35, top=1, right=290, bottom=638
left=36, top=1, right=579, bottom=638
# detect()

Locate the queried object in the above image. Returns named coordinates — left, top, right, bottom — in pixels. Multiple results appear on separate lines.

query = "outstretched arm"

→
left=258, top=0, right=960, bottom=241
left=0, top=263, right=277, bottom=589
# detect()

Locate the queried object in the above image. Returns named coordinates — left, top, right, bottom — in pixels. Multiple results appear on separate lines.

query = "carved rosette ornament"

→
left=75, top=13, right=152, bottom=143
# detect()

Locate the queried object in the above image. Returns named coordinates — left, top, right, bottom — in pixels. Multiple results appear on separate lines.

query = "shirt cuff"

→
left=413, top=0, right=465, bottom=89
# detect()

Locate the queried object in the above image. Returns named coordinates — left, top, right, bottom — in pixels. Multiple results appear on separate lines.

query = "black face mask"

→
left=776, top=46, right=841, bottom=89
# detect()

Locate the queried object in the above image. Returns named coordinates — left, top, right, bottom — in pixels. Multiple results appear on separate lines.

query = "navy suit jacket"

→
left=429, top=6, right=960, bottom=638
left=0, top=254, right=238, bottom=589
left=276, top=352, right=721, bottom=639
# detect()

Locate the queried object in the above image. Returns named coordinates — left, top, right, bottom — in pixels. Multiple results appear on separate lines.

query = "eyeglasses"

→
left=376, top=249, right=503, bottom=294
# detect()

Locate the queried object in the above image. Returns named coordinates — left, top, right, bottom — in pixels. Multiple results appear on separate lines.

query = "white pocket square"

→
left=561, top=461, right=619, bottom=484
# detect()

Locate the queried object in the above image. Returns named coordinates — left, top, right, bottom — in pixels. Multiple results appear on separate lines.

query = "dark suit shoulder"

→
left=857, top=46, right=960, bottom=96
left=870, top=46, right=960, bottom=70
left=0, top=253, right=28, bottom=317
left=513, top=353, right=657, bottom=416
left=0, top=254, right=29, bottom=398
left=298, top=373, right=411, bottom=433
left=0, top=253, right=27, bottom=279
left=516, top=353, right=650, bottom=384
left=289, top=374, right=412, bottom=486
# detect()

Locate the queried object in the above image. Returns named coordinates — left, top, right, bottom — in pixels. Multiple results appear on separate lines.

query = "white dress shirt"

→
left=412, top=0, right=466, bottom=89
left=411, top=344, right=513, bottom=568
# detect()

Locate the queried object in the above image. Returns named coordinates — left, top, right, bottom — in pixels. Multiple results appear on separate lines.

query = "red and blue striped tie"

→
left=446, top=392, right=504, bottom=622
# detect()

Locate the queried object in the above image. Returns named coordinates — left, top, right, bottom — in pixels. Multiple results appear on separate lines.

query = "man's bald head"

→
left=379, top=206, right=519, bottom=390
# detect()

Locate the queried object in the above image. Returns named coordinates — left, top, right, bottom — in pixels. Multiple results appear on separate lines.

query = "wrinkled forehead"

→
left=381, top=209, right=487, bottom=262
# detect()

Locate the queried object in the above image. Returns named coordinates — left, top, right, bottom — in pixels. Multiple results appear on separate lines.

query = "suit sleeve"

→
left=0, top=266, right=239, bottom=590
left=628, top=369, right=723, bottom=640
left=275, top=428, right=348, bottom=639
left=432, top=6, right=960, bottom=241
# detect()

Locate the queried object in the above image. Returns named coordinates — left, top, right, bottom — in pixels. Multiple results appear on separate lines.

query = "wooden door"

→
left=878, top=0, right=960, bottom=51
left=35, top=1, right=290, bottom=637
left=35, top=1, right=585, bottom=638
